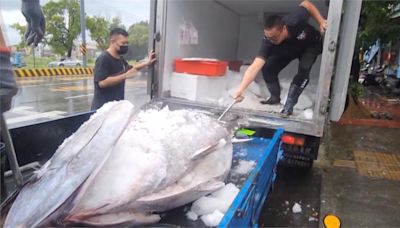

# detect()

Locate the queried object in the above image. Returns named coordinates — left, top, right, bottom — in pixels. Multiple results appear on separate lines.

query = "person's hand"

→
left=21, top=0, right=45, bottom=46
left=233, top=90, right=245, bottom=103
left=319, top=18, right=327, bottom=34
left=124, top=67, right=138, bottom=79
left=145, top=50, right=156, bottom=66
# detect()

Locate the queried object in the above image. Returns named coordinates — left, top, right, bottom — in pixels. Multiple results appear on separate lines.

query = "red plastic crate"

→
left=174, top=59, right=228, bottom=76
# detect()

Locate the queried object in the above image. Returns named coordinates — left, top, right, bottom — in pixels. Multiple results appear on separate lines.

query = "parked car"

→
left=48, top=58, right=83, bottom=67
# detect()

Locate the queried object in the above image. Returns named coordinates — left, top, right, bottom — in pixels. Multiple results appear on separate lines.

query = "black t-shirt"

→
left=258, top=6, right=321, bottom=60
left=91, top=51, right=130, bottom=110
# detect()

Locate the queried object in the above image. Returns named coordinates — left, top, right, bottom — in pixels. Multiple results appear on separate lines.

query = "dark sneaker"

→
left=260, top=96, right=281, bottom=105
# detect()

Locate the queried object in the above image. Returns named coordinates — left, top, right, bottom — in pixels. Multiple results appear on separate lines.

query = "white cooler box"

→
left=170, top=72, right=226, bottom=103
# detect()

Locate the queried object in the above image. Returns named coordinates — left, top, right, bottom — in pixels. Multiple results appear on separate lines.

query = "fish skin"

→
left=66, top=211, right=161, bottom=226
left=133, top=137, right=232, bottom=213
left=4, top=101, right=134, bottom=228
left=65, top=107, right=233, bottom=225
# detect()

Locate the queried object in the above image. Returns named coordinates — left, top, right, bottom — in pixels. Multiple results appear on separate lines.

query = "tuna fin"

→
left=190, top=138, right=226, bottom=160
left=197, top=180, right=225, bottom=192
left=65, top=211, right=160, bottom=226
left=133, top=180, right=225, bottom=212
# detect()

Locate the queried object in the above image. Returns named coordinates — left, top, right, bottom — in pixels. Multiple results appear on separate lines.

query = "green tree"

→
left=86, top=16, right=126, bottom=50
left=357, top=1, right=400, bottom=49
left=110, top=17, right=125, bottom=30
left=43, top=0, right=81, bottom=57
left=86, top=16, right=109, bottom=50
left=126, top=21, right=149, bottom=61
left=10, top=23, right=27, bottom=49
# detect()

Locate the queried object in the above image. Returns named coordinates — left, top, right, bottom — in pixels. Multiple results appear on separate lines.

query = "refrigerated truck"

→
left=148, top=0, right=362, bottom=167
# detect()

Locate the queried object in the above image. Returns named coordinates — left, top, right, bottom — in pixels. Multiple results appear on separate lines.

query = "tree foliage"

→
left=86, top=16, right=109, bottom=50
left=110, top=17, right=125, bottom=30
left=12, top=0, right=149, bottom=60
left=357, top=1, right=400, bottom=49
left=10, top=23, right=27, bottom=49
left=42, top=0, right=81, bottom=57
left=126, top=21, right=149, bottom=61
left=86, top=16, right=125, bottom=50
left=86, top=17, right=149, bottom=60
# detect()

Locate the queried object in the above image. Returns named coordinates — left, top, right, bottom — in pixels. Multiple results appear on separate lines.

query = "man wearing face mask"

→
left=234, top=0, right=326, bottom=116
left=91, top=28, right=156, bottom=110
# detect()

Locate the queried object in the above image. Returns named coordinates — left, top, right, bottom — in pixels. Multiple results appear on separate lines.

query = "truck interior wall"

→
left=235, top=1, right=329, bottom=94
left=163, top=0, right=240, bottom=91
left=237, top=15, right=321, bottom=96
left=236, top=15, right=263, bottom=64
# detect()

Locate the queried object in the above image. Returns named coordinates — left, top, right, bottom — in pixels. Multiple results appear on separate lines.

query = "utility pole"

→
left=80, top=0, right=87, bottom=67
left=32, top=46, right=35, bottom=68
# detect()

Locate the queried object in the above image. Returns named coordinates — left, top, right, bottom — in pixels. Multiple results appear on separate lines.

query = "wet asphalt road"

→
left=4, top=75, right=150, bottom=129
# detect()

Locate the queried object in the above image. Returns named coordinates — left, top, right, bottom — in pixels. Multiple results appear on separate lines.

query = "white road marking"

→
left=8, top=106, right=37, bottom=115
left=6, top=110, right=67, bottom=125
left=8, top=106, right=34, bottom=111
left=22, top=81, right=92, bottom=88
left=64, top=94, right=94, bottom=99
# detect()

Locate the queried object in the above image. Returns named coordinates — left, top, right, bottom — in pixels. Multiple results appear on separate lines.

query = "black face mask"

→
left=117, top=45, right=128, bottom=55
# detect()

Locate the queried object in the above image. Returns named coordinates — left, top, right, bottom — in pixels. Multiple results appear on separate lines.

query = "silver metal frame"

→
left=150, top=0, right=345, bottom=137
left=312, top=0, right=345, bottom=135
left=149, top=0, right=167, bottom=99
left=329, top=0, right=363, bottom=121
left=1, top=114, right=24, bottom=188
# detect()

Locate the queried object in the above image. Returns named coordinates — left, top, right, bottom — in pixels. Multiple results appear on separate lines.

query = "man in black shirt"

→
left=91, top=28, right=156, bottom=110
left=234, top=0, right=327, bottom=116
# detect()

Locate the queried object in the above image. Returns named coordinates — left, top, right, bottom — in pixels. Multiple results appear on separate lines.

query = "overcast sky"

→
left=0, top=0, right=150, bottom=45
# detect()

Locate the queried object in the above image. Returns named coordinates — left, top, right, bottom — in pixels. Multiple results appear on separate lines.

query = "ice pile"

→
left=186, top=183, right=240, bottom=226
left=233, top=160, right=256, bottom=175
left=170, top=64, right=316, bottom=120
left=218, top=66, right=316, bottom=119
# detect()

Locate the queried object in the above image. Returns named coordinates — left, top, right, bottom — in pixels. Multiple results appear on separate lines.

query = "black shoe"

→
left=281, top=83, right=305, bottom=117
left=260, top=96, right=281, bottom=105
left=262, top=81, right=281, bottom=105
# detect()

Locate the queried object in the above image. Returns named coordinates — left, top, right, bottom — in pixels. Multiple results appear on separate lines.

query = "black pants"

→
left=262, top=43, right=322, bottom=89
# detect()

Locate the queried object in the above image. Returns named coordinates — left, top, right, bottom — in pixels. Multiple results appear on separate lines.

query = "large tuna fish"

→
left=4, top=101, right=232, bottom=227
left=3, top=101, right=135, bottom=228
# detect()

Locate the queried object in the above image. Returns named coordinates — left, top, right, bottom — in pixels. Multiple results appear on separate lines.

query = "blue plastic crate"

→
left=219, top=128, right=284, bottom=227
